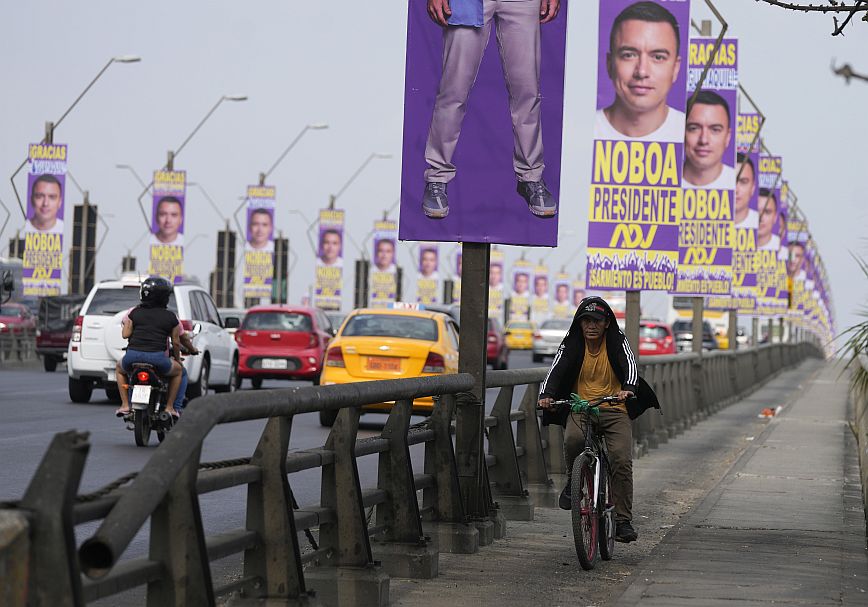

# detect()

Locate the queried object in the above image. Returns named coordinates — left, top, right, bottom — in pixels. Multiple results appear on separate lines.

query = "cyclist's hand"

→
left=538, top=396, right=554, bottom=409
left=617, top=390, right=635, bottom=402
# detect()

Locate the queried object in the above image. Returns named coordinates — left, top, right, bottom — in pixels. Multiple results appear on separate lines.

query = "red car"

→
left=0, top=303, right=36, bottom=334
left=487, top=317, right=509, bottom=370
left=638, top=321, right=676, bottom=356
left=234, top=305, right=335, bottom=389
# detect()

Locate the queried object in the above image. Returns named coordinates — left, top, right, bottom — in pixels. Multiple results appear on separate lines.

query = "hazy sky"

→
left=1, top=1, right=865, bottom=337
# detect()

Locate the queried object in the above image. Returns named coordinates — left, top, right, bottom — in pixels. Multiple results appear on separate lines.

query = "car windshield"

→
left=509, top=322, right=532, bottom=329
left=0, top=306, right=24, bottom=317
left=242, top=312, right=312, bottom=332
left=640, top=326, right=669, bottom=339
left=673, top=321, right=691, bottom=332
left=343, top=314, right=438, bottom=341
left=84, top=287, right=178, bottom=316
left=540, top=319, right=571, bottom=331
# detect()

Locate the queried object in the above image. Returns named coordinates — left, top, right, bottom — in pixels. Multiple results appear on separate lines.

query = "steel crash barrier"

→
left=0, top=342, right=821, bottom=607
left=0, top=328, right=36, bottom=364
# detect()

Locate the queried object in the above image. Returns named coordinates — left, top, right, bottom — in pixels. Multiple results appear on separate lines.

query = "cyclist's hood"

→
left=573, top=296, right=619, bottom=332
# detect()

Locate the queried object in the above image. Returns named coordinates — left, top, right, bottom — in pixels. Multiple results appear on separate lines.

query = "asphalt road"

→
left=0, top=348, right=547, bottom=604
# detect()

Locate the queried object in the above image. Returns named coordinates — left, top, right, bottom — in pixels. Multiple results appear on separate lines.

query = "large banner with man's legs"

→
left=399, top=0, right=569, bottom=246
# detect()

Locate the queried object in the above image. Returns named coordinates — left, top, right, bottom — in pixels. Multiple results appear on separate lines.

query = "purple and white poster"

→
left=756, top=154, right=784, bottom=316
left=586, top=0, right=691, bottom=292
left=509, top=258, right=533, bottom=320
left=416, top=243, right=440, bottom=304
left=672, top=37, right=737, bottom=298
left=488, top=248, right=505, bottom=318
left=552, top=272, right=572, bottom=319
left=531, top=264, right=550, bottom=322
left=23, top=143, right=67, bottom=296
left=315, top=208, right=344, bottom=311
left=399, top=0, right=568, bottom=246
left=371, top=219, right=398, bottom=308
left=148, top=170, right=186, bottom=284
left=243, top=184, right=276, bottom=300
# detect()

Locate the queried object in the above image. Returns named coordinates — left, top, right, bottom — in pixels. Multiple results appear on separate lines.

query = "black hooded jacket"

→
left=539, top=296, right=660, bottom=426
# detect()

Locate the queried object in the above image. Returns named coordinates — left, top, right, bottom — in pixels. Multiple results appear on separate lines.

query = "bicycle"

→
left=544, top=394, right=630, bottom=570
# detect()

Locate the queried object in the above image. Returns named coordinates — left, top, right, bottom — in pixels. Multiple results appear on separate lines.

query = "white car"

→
left=532, top=318, right=572, bottom=363
left=67, top=275, right=238, bottom=403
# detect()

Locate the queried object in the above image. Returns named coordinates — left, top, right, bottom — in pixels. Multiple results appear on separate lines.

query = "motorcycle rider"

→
left=114, top=277, right=195, bottom=418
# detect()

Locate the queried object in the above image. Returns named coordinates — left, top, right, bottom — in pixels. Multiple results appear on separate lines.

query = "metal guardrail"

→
left=0, top=342, right=821, bottom=606
left=0, top=328, right=36, bottom=364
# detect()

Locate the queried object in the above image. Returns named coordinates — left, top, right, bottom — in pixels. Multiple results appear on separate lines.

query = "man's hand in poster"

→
left=428, top=0, right=452, bottom=26
left=540, top=0, right=560, bottom=23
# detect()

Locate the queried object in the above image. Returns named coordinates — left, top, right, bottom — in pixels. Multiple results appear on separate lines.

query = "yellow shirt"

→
left=575, top=339, right=624, bottom=411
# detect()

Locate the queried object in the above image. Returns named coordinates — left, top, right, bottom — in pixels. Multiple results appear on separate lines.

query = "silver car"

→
left=532, top=318, right=571, bottom=363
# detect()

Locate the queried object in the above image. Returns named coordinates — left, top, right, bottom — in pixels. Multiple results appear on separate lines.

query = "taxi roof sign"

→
left=389, top=302, right=425, bottom=311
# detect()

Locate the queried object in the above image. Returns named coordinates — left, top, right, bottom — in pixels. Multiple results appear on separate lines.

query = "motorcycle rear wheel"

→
left=134, top=409, right=151, bottom=447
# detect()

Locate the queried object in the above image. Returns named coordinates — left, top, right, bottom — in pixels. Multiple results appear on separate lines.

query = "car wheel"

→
left=214, top=357, right=238, bottom=393
left=532, top=353, right=543, bottom=363
left=319, top=408, right=338, bottom=427
left=251, top=377, right=263, bottom=390
left=499, top=349, right=509, bottom=370
left=69, top=377, right=93, bottom=403
left=105, top=386, right=122, bottom=403
left=187, top=357, right=210, bottom=400
left=43, top=356, right=58, bottom=372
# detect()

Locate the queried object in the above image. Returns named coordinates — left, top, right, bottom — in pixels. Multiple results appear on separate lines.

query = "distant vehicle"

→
left=532, top=318, right=572, bottom=363
left=504, top=320, right=535, bottom=350
left=736, top=327, right=748, bottom=348
left=672, top=320, right=719, bottom=352
left=67, top=276, right=238, bottom=404
left=234, top=305, right=333, bottom=389
left=638, top=321, right=675, bottom=356
left=319, top=307, right=460, bottom=426
left=36, top=295, right=86, bottom=372
left=325, top=311, right=346, bottom=334
left=218, top=307, right=247, bottom=335
left=0, top=302, right=36, bottom=334
left=487, top=317, right=509, bottom=370
left=423, top=303, right=461, bottom=326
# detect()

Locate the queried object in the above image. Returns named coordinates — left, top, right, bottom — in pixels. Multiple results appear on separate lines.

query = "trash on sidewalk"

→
left=758, top=406, right=783, bottom=418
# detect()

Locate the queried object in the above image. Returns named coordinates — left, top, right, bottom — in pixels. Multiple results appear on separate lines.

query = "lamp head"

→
left=113, top=55, right=142, bottom=63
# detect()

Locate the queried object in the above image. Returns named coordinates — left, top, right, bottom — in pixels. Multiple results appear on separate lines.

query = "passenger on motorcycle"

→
left=114, top=277, right=191, bottom=418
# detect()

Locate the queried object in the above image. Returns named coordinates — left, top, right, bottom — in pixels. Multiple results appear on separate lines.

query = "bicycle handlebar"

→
left=539, top=394, right=636, bottom=411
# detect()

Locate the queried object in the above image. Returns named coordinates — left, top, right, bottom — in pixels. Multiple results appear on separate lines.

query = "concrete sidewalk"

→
left=389, top=359, right=868, bottom=607
left=617, top=361, right=868, bottom=606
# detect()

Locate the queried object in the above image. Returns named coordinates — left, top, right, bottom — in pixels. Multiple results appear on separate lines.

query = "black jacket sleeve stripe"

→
left=622, top=335, right=638, bottom=387
left=541, top=343, right=564, bottom=396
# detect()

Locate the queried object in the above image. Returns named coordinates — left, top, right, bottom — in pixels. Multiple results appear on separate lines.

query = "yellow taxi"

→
left=504, top=320, right=535, bottom=350
left=715, top=328, right=730, bottom=350
left=318, top=306, right=460, bottom=425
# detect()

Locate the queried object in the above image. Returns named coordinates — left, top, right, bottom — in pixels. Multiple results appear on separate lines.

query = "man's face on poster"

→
left=573, top=289, right=585, bottom=307
left=556, top=284, right=569, bottom=303
left=30, top=178, right=62, bottom=229
left=758, top=194, right=777, bottom=243
left=375, top=240, right=395, bottom=271
left=513, top=273, right=529, bottom=294
left=735, top=162, right=756, bottom=217
left=685, top=103, right=730, bottom=173
left=608, top=19, right=681, bottom=116
left=489, top=264, right=502, bottom=288
left=420, top=250, right=438, bottom=276
left=320, top=231, right=342, bottom=264
left=788, top=243, right=805, bottom=277
left=249, top=211, right=273, bottom=248
left=534, top=276, right=548, bottom=297
left=156, top=198, right=183, bottom=242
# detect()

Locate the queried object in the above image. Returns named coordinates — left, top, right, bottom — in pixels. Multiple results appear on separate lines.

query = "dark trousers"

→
left=564, top=407, right=633, bottom=523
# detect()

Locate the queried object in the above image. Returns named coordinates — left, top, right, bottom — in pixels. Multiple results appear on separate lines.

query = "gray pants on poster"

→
left=424, top=0, right=545, bottom=184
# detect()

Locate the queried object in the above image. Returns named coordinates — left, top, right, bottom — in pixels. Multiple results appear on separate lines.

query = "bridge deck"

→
left=389, top=360, right=868, bottom=607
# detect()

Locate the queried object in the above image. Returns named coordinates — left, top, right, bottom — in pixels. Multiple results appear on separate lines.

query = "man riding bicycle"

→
left=538, top=296, right=659, bottom=543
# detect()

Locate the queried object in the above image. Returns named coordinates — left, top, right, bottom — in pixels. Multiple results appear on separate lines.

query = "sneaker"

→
left=517, top=180, right=557, bottom=217
left=615, top=521, right=638, bottom=543
left=558, top=484, right=571, bottom=510
left=422, top=182, right=449, bottom=219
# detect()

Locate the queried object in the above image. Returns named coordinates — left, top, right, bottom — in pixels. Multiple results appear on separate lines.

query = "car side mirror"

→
left=330, top=327, right=338, bottom=337
left=224, top=317, right=240, bottom=330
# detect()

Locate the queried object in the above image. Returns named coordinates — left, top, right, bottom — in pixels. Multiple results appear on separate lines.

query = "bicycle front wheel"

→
left=571, top=453, right=599, bottom=570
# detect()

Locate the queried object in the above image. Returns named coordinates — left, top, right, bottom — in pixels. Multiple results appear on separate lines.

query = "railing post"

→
left=241, top=416, right=313, bottom=604
left=487, top=386, right=534, bottom=520
left=19, top=430, right=89, bottom=607
left=372, top=398, right=438, bottom=578
left=517, top=382, right=557, bottom=508
left=422, top=393, right=479, bottom=554
left=306, top=406, right=388, bottom=607
left=146, top=445, right=214, bottom=607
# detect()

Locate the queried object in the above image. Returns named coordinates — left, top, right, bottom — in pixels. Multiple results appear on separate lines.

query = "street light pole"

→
left=331, top=152, right=392, bottom=204
left=262, top=123, right=329, bottom=182
left=8, top=55, right=141, bottom=221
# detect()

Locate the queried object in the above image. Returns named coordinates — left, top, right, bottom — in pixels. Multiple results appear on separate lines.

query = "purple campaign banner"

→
left=244, top=185, right=276, bottom=300
left=399, top=0, right=568, bottom=246
left=148, top=170, right=186, bottom=284
left=315, top=209, right=345, bottom=311
left=586, top=0, right=691, bottom=293
left=371, top=220, right=398, bottom=307
left=23, top=143, right=68, bottom=296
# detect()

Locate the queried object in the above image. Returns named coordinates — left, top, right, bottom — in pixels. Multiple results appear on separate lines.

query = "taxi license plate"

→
left=261, top=358, right=288, bottom=370
left=366, top=356, right=401, bottom=372
left=131, top=385, right=152, bottom=404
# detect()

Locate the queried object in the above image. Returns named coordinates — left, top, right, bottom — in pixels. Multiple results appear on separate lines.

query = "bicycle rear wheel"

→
left=571, top=453, right=599, bottom=570
left=598, top=458, right=616, bottom=561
